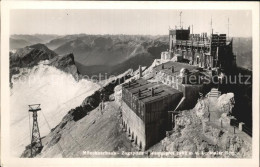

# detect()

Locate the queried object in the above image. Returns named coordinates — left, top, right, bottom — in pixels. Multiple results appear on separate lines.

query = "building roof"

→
left=153, top=61, right=198, bottom=77
left=122, top=78, right=182, bottom=104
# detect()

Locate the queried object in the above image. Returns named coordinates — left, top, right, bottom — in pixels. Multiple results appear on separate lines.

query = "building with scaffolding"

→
left=121, top=78, right=183, bottom=150
left=162, top=27, right=236, bottom=74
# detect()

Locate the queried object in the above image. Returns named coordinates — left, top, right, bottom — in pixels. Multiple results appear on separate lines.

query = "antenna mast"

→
left=228, top=17, right=230, bottom=40
left=179, top=11, right=182, bottom=29
left=210, top=16, right=213, bottom=35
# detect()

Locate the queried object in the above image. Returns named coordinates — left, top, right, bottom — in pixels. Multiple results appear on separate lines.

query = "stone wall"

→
left=179, top=84, right=204, bottom=110
left=122, top=102, right=146, bottom=150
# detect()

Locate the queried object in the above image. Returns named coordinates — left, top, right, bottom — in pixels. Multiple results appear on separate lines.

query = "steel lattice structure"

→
left=29, top=104, right=43, bottom=157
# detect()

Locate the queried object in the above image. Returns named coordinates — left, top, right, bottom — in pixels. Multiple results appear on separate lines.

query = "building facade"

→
left=152, top=61, right=212, bottom=109
left=121, top=78, right=183, bottom=150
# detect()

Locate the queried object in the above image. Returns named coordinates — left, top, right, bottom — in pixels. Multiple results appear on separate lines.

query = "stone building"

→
left=121, top=78, right=183, bottom=150
left=121, top=62, right=213, bottom=150
left=153, top=61, right=211, bottom=109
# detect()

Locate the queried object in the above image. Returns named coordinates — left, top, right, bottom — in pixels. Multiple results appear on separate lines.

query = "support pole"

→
left=28, top=104, right=43, bottom=157
left=228, top=17, right=229, bottom=41
left=179, top=11, right=182, bottom=29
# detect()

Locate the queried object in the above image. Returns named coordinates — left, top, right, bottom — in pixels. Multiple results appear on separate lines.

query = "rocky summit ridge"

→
left=10, top=43, right=80, bottom=82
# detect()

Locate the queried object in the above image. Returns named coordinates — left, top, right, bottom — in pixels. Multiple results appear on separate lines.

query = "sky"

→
left=10, top=9, right=252, bottom=37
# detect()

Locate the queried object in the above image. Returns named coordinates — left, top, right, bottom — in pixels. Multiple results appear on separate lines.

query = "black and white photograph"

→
left=1, top=1, right=259, bottom=167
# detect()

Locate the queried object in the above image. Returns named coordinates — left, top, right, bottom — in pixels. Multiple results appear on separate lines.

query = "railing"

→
left=175, top=40, right=211, bottom=49
left=227, top=118, right=252, bottom=137
left=242, top=126, right=252, bottom=137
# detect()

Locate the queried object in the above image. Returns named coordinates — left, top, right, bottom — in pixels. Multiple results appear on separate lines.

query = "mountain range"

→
left=10, top=34, right=168, bottom=77
left=10, top=34, right=59, bottom=50
left=10, top=34, right=252, bottom=78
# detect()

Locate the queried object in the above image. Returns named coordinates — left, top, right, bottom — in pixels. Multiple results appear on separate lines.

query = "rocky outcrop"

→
left=9, top=44, right=57, bottom=84
left=49, top=53, right=80, bottom=80
left=114, top=85, right=122, bottom=104
left=77, top=71, right=131, bottom=121
left=10, top=43, right=57, bottom=69
left=157, top=93, right=251, bottom=158
left=194, top=98, right=210, bottom=122
left=10, top=44, right=81, bottom=82
left=216, top=93, right=235, bottom=114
